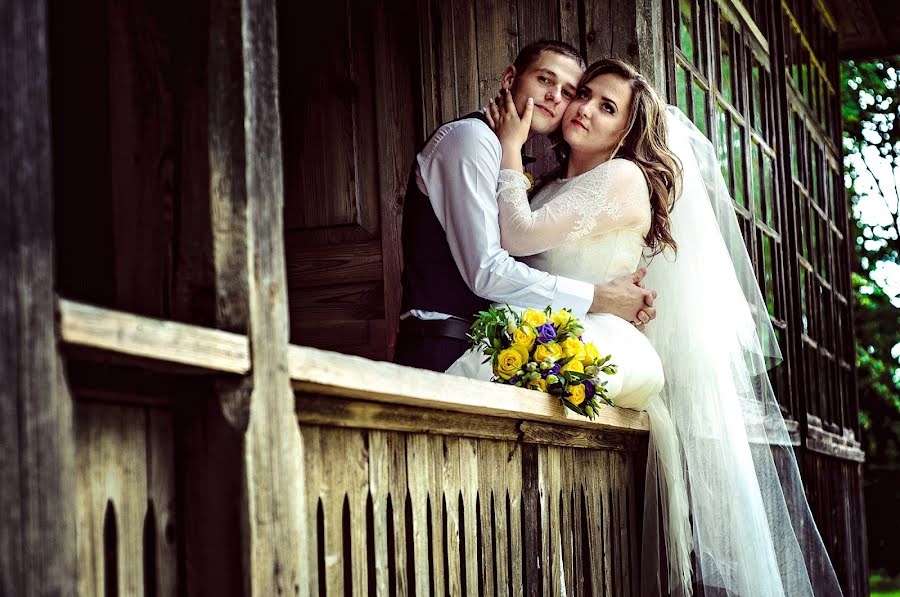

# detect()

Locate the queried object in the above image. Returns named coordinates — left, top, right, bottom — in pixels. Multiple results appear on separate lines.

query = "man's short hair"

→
left=513, top=40, right=586, bottom=73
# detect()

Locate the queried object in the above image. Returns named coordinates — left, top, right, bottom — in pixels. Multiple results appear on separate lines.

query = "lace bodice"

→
left=497, top=159, right=651, bottom=284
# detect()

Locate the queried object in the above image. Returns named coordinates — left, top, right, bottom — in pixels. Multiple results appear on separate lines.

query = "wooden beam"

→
left=234, top=0, right=308, bottom=592
left=57, top=299, right=651, bottom=436
left=59, top=299, right=251, bottom=374
left=0, top=1, right=77, bottom=594
left=289, top=344, right=651, bottom=432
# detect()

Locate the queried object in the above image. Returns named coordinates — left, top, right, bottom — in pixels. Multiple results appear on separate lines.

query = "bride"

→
left=447, top=58, right=844, bottom=596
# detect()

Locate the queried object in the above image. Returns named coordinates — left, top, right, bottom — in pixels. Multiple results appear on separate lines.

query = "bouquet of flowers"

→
left=467, top=306, right=617, bottom=419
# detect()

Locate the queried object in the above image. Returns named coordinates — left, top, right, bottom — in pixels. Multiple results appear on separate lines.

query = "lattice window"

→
left=781, top=0, right=853, bottom=435
left=669, top=0, right=793, bottom=419
left=666, top=0, right=856, bottom=439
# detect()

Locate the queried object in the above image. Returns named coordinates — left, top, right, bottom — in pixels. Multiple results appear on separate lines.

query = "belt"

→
left=398, top=317, right=473, bottom=342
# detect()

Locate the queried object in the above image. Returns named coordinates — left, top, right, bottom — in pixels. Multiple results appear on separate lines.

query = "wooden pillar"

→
left=0, top=0, right=78, bottom=595
left=204, top=0, right=307, bottom=594
left=635, top=0, right=668, bottom=93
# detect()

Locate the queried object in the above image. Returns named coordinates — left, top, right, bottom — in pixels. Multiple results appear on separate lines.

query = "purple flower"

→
left=536, top=323, right=556, bottom=343
left=508, top=375, right=522, bottom=386
left=543, top=362, right=561, bottom=377
left=583, top=380, right=596, bottom=399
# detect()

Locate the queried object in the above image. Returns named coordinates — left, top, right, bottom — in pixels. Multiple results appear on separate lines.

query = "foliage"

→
left=841, top=57, right=900, bottom=576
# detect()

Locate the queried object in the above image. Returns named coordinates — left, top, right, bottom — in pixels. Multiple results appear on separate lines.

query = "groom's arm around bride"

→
left=394, top=40, right=656, bottom=373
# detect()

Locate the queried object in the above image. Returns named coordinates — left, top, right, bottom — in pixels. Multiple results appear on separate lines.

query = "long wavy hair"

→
left=544, top=58, right=682, bottom=257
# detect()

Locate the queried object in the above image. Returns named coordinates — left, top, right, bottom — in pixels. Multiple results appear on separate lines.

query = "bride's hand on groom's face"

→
left=590, top=268, right=657, bottom=331
left=482, top=88, right=532, bottom=150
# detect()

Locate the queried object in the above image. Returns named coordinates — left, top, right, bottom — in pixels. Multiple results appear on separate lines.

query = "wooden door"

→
left=279, top=0, right=418, bottom=360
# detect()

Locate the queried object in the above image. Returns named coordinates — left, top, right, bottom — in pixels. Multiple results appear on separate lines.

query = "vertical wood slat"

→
left=407, top=434, right=432, bottom=595
left=372, top=0, right=417, bottom=358
left=0, top=1, right=77, bottom=595
left=75, top=404, right=148, bottom=596
left=295, top=420, right=643, bottom=594
left=147, top=409, right=178, bottom=596
left=475, top=0, right=520, bottom=105
left=459, top=437, right=481, bottom=597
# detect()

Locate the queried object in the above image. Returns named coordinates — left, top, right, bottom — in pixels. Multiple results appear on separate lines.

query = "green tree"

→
left=841, top=57, right=900, bottom=577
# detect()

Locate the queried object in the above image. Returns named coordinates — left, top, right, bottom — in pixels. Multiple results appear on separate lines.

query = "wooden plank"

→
left=427, top=436, right=447, bottom=596
left=320, top=429, right=345, bottom=592
left=107, top=0, right=174, bottom=317
left=546, top=446, right=564, bottom=597
left=559, top=0, right=581, bottom=53
left=234, top=0, right=307, bottom=592
left=59, top=299, right=251, bottom=374
left=1, top=1, right=77, bottom=594
left=477, top=441, right=498, bottom=596
left=289, top=344, right=651, bottom=432
left=75, top=403, right=149, bottom=596
left=475, top=0, right=519, bottom=105
left=171, top=0, right=216, bottom=328
left=332, top=427, right=369, bottom=592
left=406, top=434, right=432, bottom=595
left=559, top=447, right=576, bottom=594
left=386, top=432, right=410, bottom=597
left=288, top=282, right=386, bottom=321
left=147, top=408, right=178, bottom=596
left=300, top=426, right=323, bottom=595
left=368, top=431, right=391, bottom=596
left=520, top=420, right=649, bottom=451
left=441, top=436, right=464, bottom=595
left=635, top=0, right=667, bottom=92
left=284, top=238, right=383, bottom=289
left=506, top=441, right=524, bottom=597
left=296, top=394, right=520, bottom=440
left=536, top=445, right=551, bottom=596
left=521, top=444, right=542, bottom=597
left=458, top=437, right=481, bottom=597
left=372, top=0, right=418, bottom=359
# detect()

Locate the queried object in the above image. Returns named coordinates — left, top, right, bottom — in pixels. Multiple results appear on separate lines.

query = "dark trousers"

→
left=393, top=318, right=471, bottom=373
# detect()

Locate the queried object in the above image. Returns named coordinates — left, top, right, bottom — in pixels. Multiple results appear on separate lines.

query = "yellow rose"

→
left=494, top=347, right=526, bottom=380
left=510, top=343, right=530, bottom=362
left=512, top=326, right=537, bottom=351
left=522, top=308, right=548, bottom=328
left=568, top=383, right=586, bottom=405
left=534, top=342, right=563, bottom=362
left=560, top=359, right=584, bottom=375
left=552, top=309, right=576, bottom=329
left=560, top=337, right=586, bottom=361
left=581, top=342, right=601, bottom=366
left=526, top=378, right=548, bottom=392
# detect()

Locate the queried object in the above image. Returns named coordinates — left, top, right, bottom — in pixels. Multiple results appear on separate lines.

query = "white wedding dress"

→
left=447, top=108, right=844, bottom=596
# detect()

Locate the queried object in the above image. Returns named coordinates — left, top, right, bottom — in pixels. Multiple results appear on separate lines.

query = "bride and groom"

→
left=395, top=40, right=843, bottom=596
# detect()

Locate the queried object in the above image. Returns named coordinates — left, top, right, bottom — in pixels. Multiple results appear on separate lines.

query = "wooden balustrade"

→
left=59, top=298, right=650, bottom=595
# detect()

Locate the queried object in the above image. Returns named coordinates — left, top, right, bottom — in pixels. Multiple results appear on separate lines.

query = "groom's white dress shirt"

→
left=406, top=118, right=594, bottom=321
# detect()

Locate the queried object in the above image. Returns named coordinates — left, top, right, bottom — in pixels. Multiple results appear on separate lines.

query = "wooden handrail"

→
left=58, top=299, right=651, bottom=433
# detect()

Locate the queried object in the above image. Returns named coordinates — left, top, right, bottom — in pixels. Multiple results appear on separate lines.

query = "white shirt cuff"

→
left=550, top=277, right=594, bottom=317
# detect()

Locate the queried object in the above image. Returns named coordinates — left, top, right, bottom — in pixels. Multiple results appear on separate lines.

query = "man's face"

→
left=504, top=51, right=584, bottom=135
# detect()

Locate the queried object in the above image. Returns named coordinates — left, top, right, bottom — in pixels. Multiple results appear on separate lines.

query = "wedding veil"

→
left=638, top=107, right=844, bottom=596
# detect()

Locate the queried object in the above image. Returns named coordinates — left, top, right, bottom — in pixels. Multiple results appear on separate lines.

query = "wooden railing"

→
left=59, top=299, right=651, bottom=595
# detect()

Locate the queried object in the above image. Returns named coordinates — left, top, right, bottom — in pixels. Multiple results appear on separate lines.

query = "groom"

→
left=395, top=40, right=656, bottom=372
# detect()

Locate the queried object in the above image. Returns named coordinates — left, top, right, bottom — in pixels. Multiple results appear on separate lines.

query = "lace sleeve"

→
left=497, top=159, right=651, bottom=256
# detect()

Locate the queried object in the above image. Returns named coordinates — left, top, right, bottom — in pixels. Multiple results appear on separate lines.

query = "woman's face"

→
left=562, top=72, right=634, bottom=159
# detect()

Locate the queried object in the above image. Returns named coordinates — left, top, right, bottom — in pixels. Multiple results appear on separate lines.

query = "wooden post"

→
left=635, top=0, right=668, bottom=93
left=204, top=0, right=307, bottom=594
left=0, top=0, right=78, bottom=595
